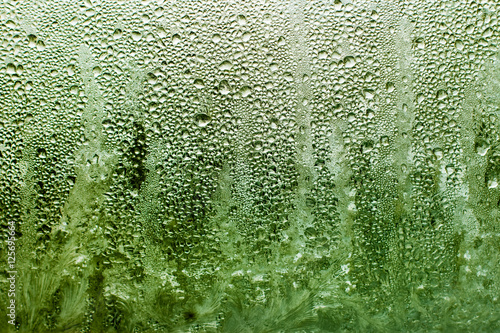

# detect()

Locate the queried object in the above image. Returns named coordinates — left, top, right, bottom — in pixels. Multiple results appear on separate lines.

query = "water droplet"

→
left=219, top=60, right=233, bottom=71
left=195, top=113, right=211, bottom=127
left=212, top=33, right=221, bottom=43
left=344, top=56, right=356, bottom=68
left=242, top=31, right=251, bottom=42
left=218, top=80, right=230, bottom=95
left=28, top=34, right=37, bottom=47
left=36, top=40, right=46, bottom=51
left=147, top=73, right=157, bottom=84
left=113, top=29, right=123, bottom=39
left=363, top=89, right=374, bottom=99
left=263, top=13, right=272, bottom=24
left=154, top=6, right=164, bottom=17
left=131, top=31, right=142, bottom=41
left=433, top=147, right=443, bottom=160
left=6, top=63, right=16, bottom=74
left=6, top=20, right=17, bottom=29
left=67, top=65, right=76, bottom=76
left=331, top=52, right=342, bottom=61
left=445, top=165, right=455, bottom=175
left=362, top=141, right=373, bottom=153
left=436, top=90, right=447, bottom=100
left=93, top=66, right=102, bottom=77
left=237, top=14, right=247, bottom=26
left=488, top=178, right=498, bottom=189
left=414, top=38, right=425, bottom=49
left=157, top=27, right=166, bottom=38
left=465, top=24, right=474, bottom=34
left=476, top=141, right=490, bottom=156
left=193, top=78, right=205, bottom=89
left=240, top=85, right=252, bottom=97
left=172, top=33, right=181, bottom=45
left=482, top=28, right=493, bottom=38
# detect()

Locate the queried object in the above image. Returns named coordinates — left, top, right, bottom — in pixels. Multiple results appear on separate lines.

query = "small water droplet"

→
left=6, top=20, right=17, bottom=29
left=435, top=90, right=447, bottom=101
left=263, top=13, right=272, bottom=24
left=344, top=56, right=356, bottom=68
left=242, top=31, right=251, bottom=42
left=193, top=78, right=205, bottom=89
left=131, top=31, right=142, bottom=41
left=28, top=34, right=37, bottom=47
left=363, top=89, right=374, bottom=99
left=386, top=82, right=395, bottom=93
left=36, top=40, right=46, bottom=51
left=113, top=29, right=123, bottom=39
left=237, top=14, right=247, bottom=26
left=476, top=141, right=490, bottom=156
left=212, top=33, right=221, bottom=43
left=195, top=113, right=211, bottom=127
left=433, top=147, right=443, bottom=160
left=6, top=63, right=16, bottom=74
left=482, top=27, right=493, bottom=38
left=93, top=66, right=102, bottom=77
left=488, top=178, right=498, bottom=189
left=172, top=33, right=181, bottom=45
left=219, top=60, right=233, bottom=71
left=414, top=38, right=425, bottom=49
left=465, top=24, right=474, bottom=34
left=240, top=85, right=252, bottom=97
left=219, top=80, right=230, bottom=95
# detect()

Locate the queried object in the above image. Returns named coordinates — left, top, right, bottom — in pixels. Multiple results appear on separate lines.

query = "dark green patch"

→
left=183, top=310, right=197, bottom=322
left=127, top=121, right=148, bottom=190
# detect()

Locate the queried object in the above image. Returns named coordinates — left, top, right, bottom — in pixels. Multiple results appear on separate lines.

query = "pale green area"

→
left=0, top=0, right=499, bottom=332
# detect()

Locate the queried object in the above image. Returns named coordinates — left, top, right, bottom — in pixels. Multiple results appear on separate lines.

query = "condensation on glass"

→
left=0, top=0, right=499, bottom=332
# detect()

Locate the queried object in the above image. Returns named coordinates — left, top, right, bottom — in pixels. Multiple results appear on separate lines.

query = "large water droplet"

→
left=240, top=85, right=252, bottom=97
left=219, top=60, right=233, bottom=71
left=193, top=79, right=205, bottom=89
left=195, top=113, right=211, bottom=127
left=344, top=56, right=356, bottom=68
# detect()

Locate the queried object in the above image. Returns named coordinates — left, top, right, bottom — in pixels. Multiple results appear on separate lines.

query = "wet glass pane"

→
left=1, top=0, right=499, bottom=332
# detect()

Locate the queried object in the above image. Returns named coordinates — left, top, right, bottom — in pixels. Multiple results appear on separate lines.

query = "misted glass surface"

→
left=0, top=0, right=499, bottom=332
